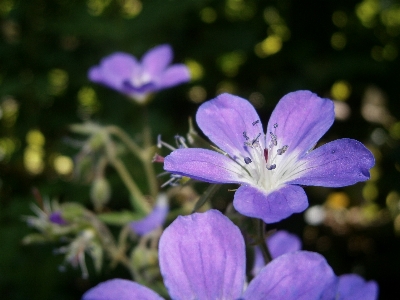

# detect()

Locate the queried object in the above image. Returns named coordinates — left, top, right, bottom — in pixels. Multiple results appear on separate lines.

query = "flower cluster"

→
left=83, top=210, right=378, bottom=300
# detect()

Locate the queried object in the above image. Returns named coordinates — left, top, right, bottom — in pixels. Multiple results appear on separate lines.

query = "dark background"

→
left=1, top=0, right=400, bottom=299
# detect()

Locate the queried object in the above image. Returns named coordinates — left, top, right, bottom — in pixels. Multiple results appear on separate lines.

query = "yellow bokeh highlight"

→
left=332, top=11, right=348, bottom=28
left=185, top=59, right=204, bottom=81
left=394, top=214, right=400, bottom=233
left=362, top=182, right=378, bottom=202
left=87, top=0, right=111, bottom=16
left=48, top=68, right=68, bottom=96
left=255, top=35, right=282, bottom=57
left=119, top=0, right=142, bottom=18
left=331, top=80, right=351, bottom=101
left=0, top=0, right=14, bottom=16
left=356, top=0, right=380, bottom=28
left=0, top=137, right=16, bottom=161
left=389, top=121, right=400, bottom=140
left=386, top=191, right=399, bottom=213
left=381, top=7, right=400, bottom=27
left=326, top=192, right=350, bottom=209
left=200, top=7, right=217, bottom=23
left=53, top=155, right=74, bottom=175
left=1, top=97, right=19, bottom=128
left=78, top=86, right=100, bottom=119
left=369, top=166, right=380, bottom=182
left=24, top=129, right=45, bottom=175
left=216, top=80, right=237, bottom=95
left=218, top=51, right=246, bottom=77
left=331, top=32, right=347, bottom=50
left=225, top=0, right=255, bottom=21
left=382, top=44, right=398, bottom=61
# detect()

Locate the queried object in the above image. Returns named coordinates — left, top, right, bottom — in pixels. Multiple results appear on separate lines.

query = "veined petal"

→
left=156, top=64, right=191, bottom=88
left=243, top=251, right=337, bottom=300
left=288, top=138, right=375, bottom=187
left=267, top=230, right=302, bottom=259
left=88, top=52, right=138, bottom=91
left=164, top=148, right=251, bottom=184
left=130, top=194, right=169, bottom=236
left=196, top=93, right=264, bottom=160
left=142, top=44, right=172, bottom=77
left=82, top=278, right=163, bottom=300
left=233, top=185, right=308, bottom=223
left=337, top=274, right=379, bottom=300
left=159, top=210, right=245, bottom=300
left=266, top=90, right=334, bottom=157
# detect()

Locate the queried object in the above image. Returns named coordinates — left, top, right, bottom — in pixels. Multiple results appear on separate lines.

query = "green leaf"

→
left=97, top=210, right=142, bottom=226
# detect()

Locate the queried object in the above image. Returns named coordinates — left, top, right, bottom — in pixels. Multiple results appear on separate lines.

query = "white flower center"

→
left=238, top=121, right=303, bottom=193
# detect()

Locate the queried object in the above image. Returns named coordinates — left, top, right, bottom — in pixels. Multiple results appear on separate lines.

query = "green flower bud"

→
left=90, top=176, right=111, bottom=211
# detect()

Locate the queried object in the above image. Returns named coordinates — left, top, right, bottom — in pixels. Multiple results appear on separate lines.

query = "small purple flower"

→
left=88, top=44, right=190, bottom=103
left=82, top=210, right=338, bottom=300
left=164, top=91, right=375, bottom=223
left=49, top=211, right=68, bottom=226
left=129, top=193, right=169, bottom=236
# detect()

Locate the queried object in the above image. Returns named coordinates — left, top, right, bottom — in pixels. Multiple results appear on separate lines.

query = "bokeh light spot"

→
left=326, top=192, right=350, bottom=209
left=200, top=7, right=217, bottom=23
left=255, top=35, right=282, bottom=57
left=332, top=11, right=348, bottom=28
left=185, top=59, right=204, bottom=81
left=331, top=32, right=347, bottom=50
left=362, top=182, right=378, bottom=202
left=54, top=155, right=74, bottom=175
left=331, top=80, right=351, bottom=101
left=188, top=86, right=207, bottom=103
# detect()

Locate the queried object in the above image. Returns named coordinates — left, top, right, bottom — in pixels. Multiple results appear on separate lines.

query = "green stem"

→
left=257, top=219, right=272, bottom=264
left=104, top=137, right=151, bottom=214
left=106, top=125, right=159, bottom=199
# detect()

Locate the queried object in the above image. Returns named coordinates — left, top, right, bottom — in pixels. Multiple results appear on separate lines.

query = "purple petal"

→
left=164, top=148, right=251, bottom=184
left=243, top=251, right=337, bottom=300
left=337, top=274, right=379, bottom=300
left=82, top=278, right=163, bottom=300
left=266, top=90, right=334, bottom=157
left=196, top=93, right=264, bottom=160
left=289, top=138, right=375, bottom=187
left=267, top=230, right=302, bottom=258
left=142, top=44, right=172, bottom=77
left=233, top=185, right=308, bottom=223
left=130, top=194, right=169, bottom=236
left=88, top=52, right=138, bottom=93
left=159, top=209, right=245, bottom=300
left=156, top=64, right=191, bottom=89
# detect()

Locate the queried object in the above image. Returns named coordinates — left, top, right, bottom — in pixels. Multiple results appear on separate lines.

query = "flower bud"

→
left=90, top=176, right=111, bottom=211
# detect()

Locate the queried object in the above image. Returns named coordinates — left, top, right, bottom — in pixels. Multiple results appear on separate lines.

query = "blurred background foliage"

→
left=1, top=0, right=400, bottom=299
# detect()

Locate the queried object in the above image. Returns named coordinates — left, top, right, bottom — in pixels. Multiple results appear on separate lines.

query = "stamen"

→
left=252, top=120, right=260, bottom=126
left=252, top=133, right=261, bottom=145
left=263, top=148, right=268, bottom=162
left=277, top=145, right=288, bottom=155
left=244, top=157, right=252, bottom=164
left=274, top=123, right=278, bottom=128
left=270, top=132, right=277, bottom=146
left=175, top=135, right=188, bottom=148
left=152, top=153, right=165, bottom=163
left=267, top=164, right=276, bottom=170
left=243, top=131, right=249, bottom=140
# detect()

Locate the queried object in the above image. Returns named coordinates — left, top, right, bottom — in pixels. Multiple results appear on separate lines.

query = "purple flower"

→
left=252, top=231, right=379, bottom=299
left=82, top=210, right=338, bottom=300
left=49, top=211, right=68, bottom=226
left=130, top=193, right=169, bottom=236
left=88, top=44, right=190, bottom=103
left=164, top=91, right=375, bottom=223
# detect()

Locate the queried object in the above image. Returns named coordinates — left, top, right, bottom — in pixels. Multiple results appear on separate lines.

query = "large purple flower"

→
left=82, top=210, right=339, bottom=300
left=164, top=91, right=375, bottom=223
left=88, top=44, right=190, bottom=103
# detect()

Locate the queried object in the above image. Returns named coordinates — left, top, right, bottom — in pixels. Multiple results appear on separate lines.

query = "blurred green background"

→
left=1, top=0, right=400, bottom=299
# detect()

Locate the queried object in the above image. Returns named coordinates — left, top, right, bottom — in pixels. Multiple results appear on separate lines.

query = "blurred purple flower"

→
left=164, top=91, right=375, bottom=223
left=129, top=193, right=169, bottom=236
left=88, top=44, right=190, bottom=103
left=49, top=211, right=68, bottom=225
left=82, top=210, right=340, bottom=300
left=252, top=231, right=379, bottom=299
